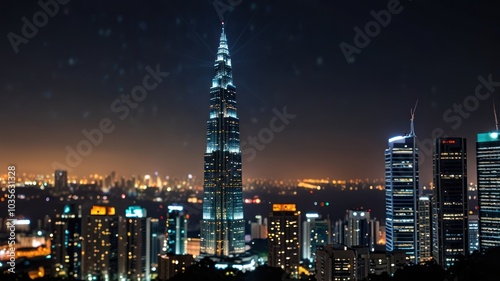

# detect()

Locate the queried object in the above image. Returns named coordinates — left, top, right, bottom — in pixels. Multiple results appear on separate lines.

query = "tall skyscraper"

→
left=166, top=205, right=188, bottom=255
left=54, top=170, right=68, bottom=194
left=432, top=137, right=468, bottom=268
left=123, top=206, right=151, bottom=281
left=385, top=115, right=419, bottom=263
left=302, top=213, right=331, bottom=262
left=418, top=196, right=432, bottom=262
left=268, top=204, right=300, bottom=278
left=82, top=205, right=121, bottom=281
left=477, top=132, right=500, bottom=251
left=51, top=204, right=82, bottom=279
left=200, top=22, right=245, bottom=257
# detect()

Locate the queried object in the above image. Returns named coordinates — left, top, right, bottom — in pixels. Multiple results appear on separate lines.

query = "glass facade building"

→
left=476, top=132, right=500, bottom=251
left=51, top=204, right=82, bottom=279
left=166, top=205, right=188, bottom=255
left=200, top=23, right=245, bottom=257
left=385, top=125, right=419, bottom=263
left=432, top=138, right=468, bottom=269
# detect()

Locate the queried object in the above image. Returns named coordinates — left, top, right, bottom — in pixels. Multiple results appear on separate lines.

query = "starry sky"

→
left=1, top=0, right=500, bottom=184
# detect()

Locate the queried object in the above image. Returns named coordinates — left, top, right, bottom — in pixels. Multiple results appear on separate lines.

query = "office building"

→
left=166, top=205, right=188, bottom=255
left=418, top=196, right=432, bottom=262
left=302, top=213, right=331, bottom=262
left=476, top=132, right=500, bottom=251
left=268, top=204, right=300, bottom=278
left=432, top=137, right=468, bottom=268
left=82, top=205, right=121, bottom=281
left=122, top=206, right=151, bottom=281
left=51, top=204, right=82, bottom=279
left=385, top=115, right=419, bottom=263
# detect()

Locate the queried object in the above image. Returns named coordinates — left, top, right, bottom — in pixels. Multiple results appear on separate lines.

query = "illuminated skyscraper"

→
left=166, top=205, right=188, bottom=255
left=200, top=22, right=245, bottom=257
left=476, top=132, right=500, bottom=251
left=432, top=138, right=468, bottom=268
left=123, top=206, right=151, bottom=281
left=268, top=204, right=300, bottom=278
left=82, top=205, right=120, bottom=281
left=418, top=196, right=432, bottom=262
left=302, top=213, right=331, bottom=262
left=51, top=204, right=82, bottom=279
left=385, top=115, right=419, bottom=264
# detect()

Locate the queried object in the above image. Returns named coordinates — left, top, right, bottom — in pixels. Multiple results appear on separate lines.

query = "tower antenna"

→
left=410, top=100, right=418, bottom=136
left=494, top=99, right=499, bottom=131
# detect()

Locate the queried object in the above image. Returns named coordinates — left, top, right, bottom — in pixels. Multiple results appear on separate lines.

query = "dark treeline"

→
left=2, top=248, right=500, bottom=280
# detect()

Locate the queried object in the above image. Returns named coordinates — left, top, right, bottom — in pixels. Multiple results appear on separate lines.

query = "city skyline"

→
left=3, top=2, right=500, bottom=280
left=2, top=1, right=500, bottom=183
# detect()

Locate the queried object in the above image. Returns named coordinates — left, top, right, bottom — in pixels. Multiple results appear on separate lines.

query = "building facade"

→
left=166, top=205, right=188, bottom=255
left=123, top=206, right=151, bottom=281
left=418, top=196, right=432, bottom=262
left=200, top=22, right=245, bottom=257
left=345, top=209, right=370, bottom=248
left=432, top=138, right=468, bottom=268
left=82, top=205, right=121, bottom=281
left=302, top=213, right=331, bottom=262
left=476, top=132, right=500, bottom=251
left=51, top=204, right=82, bottom=279
left=385, top=121, right=419, bottom=263
left=268, top=204, right=300, bottom=278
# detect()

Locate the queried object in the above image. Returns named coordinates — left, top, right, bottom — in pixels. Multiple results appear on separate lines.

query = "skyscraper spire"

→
left=410, top=100, right=418, bottom=136
left=201, top=23, right=245, bottom=257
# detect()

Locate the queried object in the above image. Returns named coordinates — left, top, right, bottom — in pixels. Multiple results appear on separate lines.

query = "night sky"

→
left=1, top=0, right=500, bottom=184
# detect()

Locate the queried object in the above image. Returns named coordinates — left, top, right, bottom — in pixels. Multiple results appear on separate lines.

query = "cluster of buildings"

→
left=384, top=118, right=500, bottom=269
left=50, top=204, right=190, bottom=280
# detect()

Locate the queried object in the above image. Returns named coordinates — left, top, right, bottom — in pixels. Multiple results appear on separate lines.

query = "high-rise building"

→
left=476, top=132, right=500, bottom=251
left=432, top=138, right=468, bottom=268
left=54, top=170, right=68, bottom=194
left=469, top=214, right=479, bottom=253
left=268, top=204, right=300, bottom=278
left=385, top=117, right=419, bottom=263
left=123, top=206, right=151, bottom=281
left=200, top=22, right=245, bottom=257
left=51, top=204, right=82, bottom=279
left=345, top=209, right=370, bottom=248
left=82, top=205, right=121, bottom=281
left=418, top=196, right=432, bottom=262
left=150, top=218, right=162, bottom=271
left=166, top=205, right=188, bottom=255
left=302, top=213, right=331, bottom=262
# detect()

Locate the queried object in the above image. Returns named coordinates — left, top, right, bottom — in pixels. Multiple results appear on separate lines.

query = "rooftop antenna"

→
left=410, top=100, right=418, bottom=136
left=494, top=99, right=499, bottom=131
